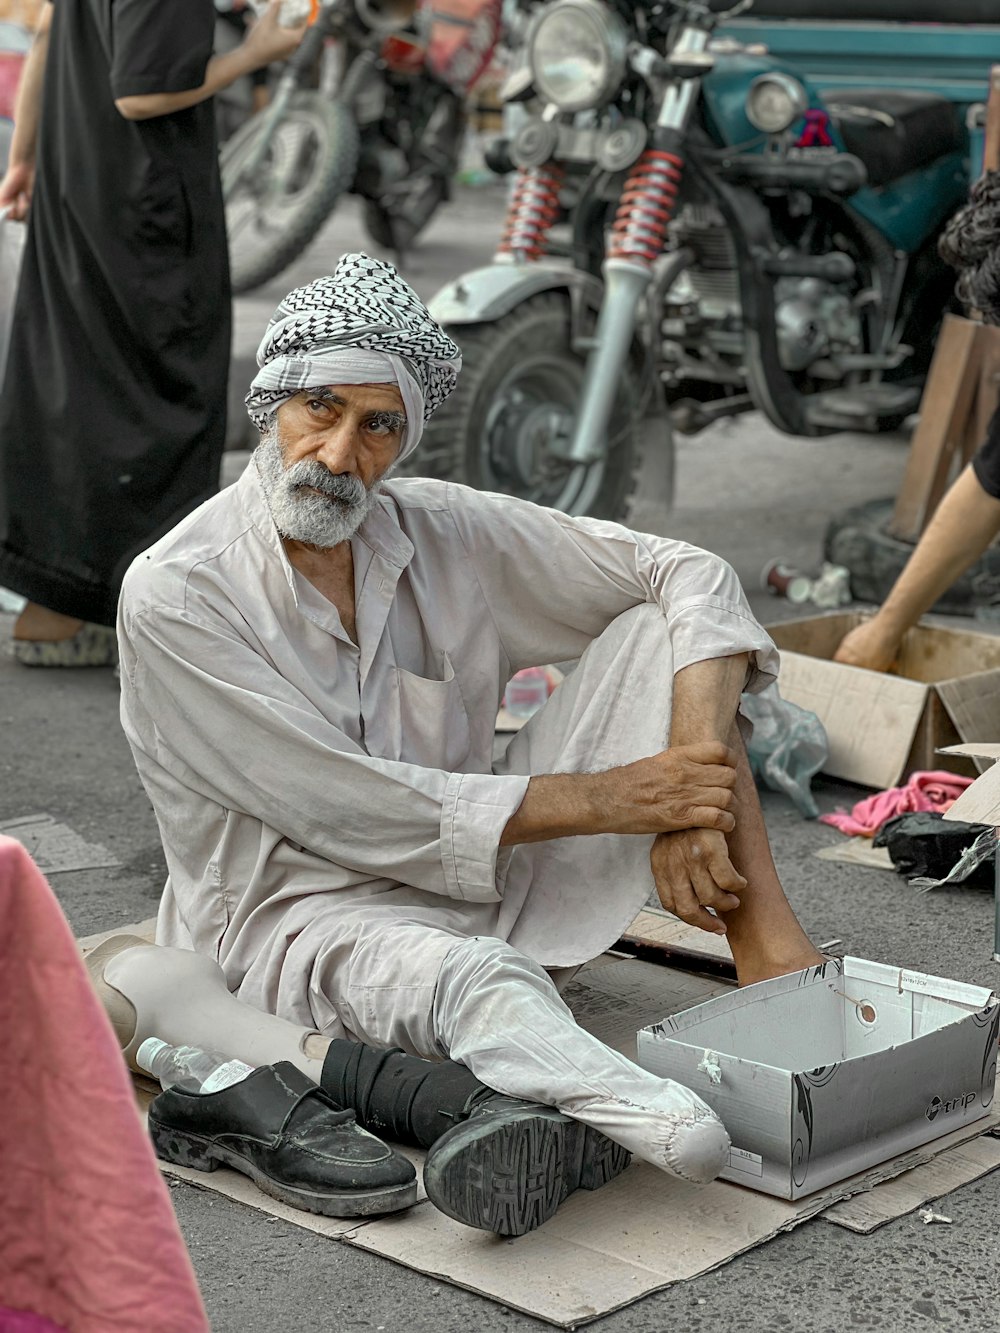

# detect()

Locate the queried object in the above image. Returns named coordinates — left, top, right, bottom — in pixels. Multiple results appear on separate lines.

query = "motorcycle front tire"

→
left=414, top=293, right=645, bottom=521
left=222, top=93, right=360, bottom=295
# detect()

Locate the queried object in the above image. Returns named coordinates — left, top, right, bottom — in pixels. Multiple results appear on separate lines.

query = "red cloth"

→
left=0, top=837, right=209, bottom=1333
left=818, top=769, right=973, bottom=837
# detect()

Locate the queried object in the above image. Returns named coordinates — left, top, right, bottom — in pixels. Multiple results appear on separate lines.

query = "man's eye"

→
left=306, top=399, right=329, bottom=413
left=367, top=416, right=401, bottom=436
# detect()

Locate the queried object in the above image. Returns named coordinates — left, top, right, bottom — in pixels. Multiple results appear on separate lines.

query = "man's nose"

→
left=315, top=421, right=360, bottom=475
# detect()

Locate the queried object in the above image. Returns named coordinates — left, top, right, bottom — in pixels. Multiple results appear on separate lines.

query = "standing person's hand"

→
left=242, top=2, right=309, bottom=70
left=0, top=162, right=35, bottom=221
left=832, top=617, right=900, bottom=672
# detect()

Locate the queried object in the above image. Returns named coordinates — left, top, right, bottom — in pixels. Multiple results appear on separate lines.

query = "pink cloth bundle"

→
left=0, top=836, right=209, bottom=1333
left=818, top=769, right=973, bottom=837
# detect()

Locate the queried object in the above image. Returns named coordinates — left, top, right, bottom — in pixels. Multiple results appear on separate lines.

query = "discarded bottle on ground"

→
left=136, top=1037, right=255, bottom=1095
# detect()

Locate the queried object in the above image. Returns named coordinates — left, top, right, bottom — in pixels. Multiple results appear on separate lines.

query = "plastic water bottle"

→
left=504, top=666, right=550, bottom=720
left=136, top=1037, right=255, bottom=1095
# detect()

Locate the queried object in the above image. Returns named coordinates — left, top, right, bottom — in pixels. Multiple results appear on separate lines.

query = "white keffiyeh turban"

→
left=246, top=253, right=462, bottom=462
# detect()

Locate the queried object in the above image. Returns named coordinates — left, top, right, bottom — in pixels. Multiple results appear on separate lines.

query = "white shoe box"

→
left=636, top=957, right=999, bottom=1199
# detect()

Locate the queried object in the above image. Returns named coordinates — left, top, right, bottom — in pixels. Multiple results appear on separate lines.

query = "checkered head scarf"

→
left=246, top=253, right=462, bottom=462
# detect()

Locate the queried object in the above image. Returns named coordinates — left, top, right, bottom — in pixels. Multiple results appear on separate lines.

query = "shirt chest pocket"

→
left=390, top=652, right=472, bottom=772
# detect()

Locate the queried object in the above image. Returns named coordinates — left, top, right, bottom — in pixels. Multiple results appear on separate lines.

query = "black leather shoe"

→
left=423, top=1093, right=631, bottom=1237
left=148, top=1061, right=417, bottom=1218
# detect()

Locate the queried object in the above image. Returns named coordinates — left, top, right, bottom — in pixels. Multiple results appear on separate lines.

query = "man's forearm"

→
left=7, top=5, right=52, bottom=170
left=499, top=772, right=608, bottom=845
left=876, top=464, right=1000, bottom=637
left=499, top=743, right=739, bottom=846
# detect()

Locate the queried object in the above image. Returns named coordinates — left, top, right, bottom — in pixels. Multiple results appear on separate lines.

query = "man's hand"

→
left=499, top=742, right=738, bottom=846
left=242, top=2, right=309, bottom=71
left=832, top=618, right=899, bottom=673
left=651, top=827, right=746, bottom=935
left=608, top=742, right=739, bottom=836
left=0, top=162, right=34, bottom=221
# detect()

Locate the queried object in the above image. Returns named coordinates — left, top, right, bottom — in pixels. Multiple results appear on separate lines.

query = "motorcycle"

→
left=419, top=0, right=985, bottom=520
left=221, top=0, right=502, bottom=293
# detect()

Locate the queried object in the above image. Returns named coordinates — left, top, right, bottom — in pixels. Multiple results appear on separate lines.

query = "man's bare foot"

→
left=13, top=602, right=84, bottom=641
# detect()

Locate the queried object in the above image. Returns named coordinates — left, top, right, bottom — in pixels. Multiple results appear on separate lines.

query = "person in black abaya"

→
left=0, top=0, right=304, bottom=665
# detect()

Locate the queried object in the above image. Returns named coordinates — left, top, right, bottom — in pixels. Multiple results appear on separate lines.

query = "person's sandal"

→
left=7, top=622, right=118, bottom=667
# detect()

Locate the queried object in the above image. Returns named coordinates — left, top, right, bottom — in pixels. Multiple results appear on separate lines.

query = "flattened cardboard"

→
left=768, top=613, right=1000, bottom=789
left=77, top=920, right=1000, bottom=1328
left=814, top=837, right=894, bottom=870
left=619, top=907, right=735, bottom=973
left=637, top=957, right=999, bottom=1199
left=821, top=1132, right=1000, bottom=1233
left=344, top=1115, right=1000, bottom=1328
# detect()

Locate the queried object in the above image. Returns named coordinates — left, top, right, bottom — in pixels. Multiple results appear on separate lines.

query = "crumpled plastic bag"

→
left=741, top=681, right=828, bottom=819
left=874, top=810, right=996, bottom=891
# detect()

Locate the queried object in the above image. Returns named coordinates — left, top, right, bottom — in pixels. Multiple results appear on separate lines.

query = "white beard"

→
left=254, top=423, right=385, bottom=548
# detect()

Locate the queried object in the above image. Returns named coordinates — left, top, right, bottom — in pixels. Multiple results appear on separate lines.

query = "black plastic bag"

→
left=873, top=811, right=995, bottom=890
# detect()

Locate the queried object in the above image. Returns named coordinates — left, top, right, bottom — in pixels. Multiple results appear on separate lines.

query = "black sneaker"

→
left=148, top=1061, right=416, bottom=1218
left=423, top=1094, right=631, bottom=1237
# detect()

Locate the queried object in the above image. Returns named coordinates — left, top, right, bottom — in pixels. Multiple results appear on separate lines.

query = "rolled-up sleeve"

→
left=120, top=605, right=529, bottom=903
left=446, top=485, right=778, bottom=691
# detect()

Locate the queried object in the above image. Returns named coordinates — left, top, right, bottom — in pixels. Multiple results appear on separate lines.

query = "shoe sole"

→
left=148, top=1115, right=417, bottom=1218
left=423, top=1106, right=631, bottom=1237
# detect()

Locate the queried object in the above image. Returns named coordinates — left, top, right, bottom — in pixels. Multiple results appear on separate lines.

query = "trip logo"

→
left=925, top=1091, right=977, bottom=1121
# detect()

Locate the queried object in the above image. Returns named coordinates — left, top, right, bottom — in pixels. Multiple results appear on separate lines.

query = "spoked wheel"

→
left=416, top=294, right=645, bottom=519
left=221, top=92, right=360, bottom=294
left=361, top=174, right=449, bottom=254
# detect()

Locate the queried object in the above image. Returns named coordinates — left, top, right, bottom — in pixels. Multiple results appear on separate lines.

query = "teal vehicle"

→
left=423, top=0, right=1000, bottom=519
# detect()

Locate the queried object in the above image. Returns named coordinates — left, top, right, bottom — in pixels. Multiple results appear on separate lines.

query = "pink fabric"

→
left=818, top=769, right=973, bottom=837
left=0, top=837, right=209, bottom=1333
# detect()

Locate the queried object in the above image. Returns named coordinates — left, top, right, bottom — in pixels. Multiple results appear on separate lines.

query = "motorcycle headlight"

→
left=746, top=73, right=809, bottom=134
left=528, top=0, right=628, bottom=114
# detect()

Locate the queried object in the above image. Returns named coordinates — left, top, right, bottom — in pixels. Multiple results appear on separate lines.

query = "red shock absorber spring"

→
left=607, top=149, right=684, bottom=267
left=496, top=164, right=566, bottom=261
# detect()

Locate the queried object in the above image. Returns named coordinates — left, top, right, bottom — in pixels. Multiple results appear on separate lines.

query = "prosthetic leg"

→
left=86, top=937, right=633, bottom=1235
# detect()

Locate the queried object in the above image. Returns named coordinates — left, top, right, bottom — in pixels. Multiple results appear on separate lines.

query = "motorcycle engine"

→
left=774, top=277, right=861, bottom=373
left=667, top=205, right=863, bottom=375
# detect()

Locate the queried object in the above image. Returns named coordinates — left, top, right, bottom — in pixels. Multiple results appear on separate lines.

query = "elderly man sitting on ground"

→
left=96, top=254, right=821, bottom=1236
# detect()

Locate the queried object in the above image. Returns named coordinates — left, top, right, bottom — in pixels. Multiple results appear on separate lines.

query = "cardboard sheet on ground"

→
left=814, top=837, right=895, bottom=870
left=2, top=812, right=120, bottom=874
left=79, top=924, right=1000, bottom=1327
left=821, top=1133, right=1000, bottom=1233
left=619, top=906, right=735, bottom=970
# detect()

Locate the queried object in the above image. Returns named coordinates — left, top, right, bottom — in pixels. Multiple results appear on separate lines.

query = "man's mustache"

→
left=286, top=462, right=366, bottom=506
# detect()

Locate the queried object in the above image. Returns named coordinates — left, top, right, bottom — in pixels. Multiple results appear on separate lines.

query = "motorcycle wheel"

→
left=360, top=176, right=447, bottom=254
left=415, top=294, right=642, bottom=520
left=221, top=93, right=360, bottom=295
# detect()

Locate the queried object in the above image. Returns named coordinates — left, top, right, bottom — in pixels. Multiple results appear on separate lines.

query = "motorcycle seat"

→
left=823, top=90, right=966, bottom=189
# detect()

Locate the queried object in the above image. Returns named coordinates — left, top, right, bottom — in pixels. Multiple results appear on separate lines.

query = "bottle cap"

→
left=136, top=1036, right=170, bottom=1073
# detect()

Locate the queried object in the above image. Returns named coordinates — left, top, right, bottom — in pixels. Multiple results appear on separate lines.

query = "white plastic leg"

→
left=88, top=936, right=328, bottom=1078
left=433, top=936, right=730, bottom=1184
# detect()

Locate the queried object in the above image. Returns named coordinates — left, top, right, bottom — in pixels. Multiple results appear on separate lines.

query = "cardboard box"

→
left=636, top=957, right=999, bottom=1200
left=767, top=612, right=1000, bottom=789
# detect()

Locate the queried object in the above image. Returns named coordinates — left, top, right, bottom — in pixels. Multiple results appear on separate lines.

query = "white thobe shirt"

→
left=118, top=465, right=777, bottom=1024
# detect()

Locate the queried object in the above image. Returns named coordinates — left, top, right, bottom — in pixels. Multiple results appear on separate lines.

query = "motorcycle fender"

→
left=430, top=263, right=604, bottom=331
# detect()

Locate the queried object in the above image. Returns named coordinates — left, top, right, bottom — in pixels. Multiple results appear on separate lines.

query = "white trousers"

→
left=304, top=602, right=676, bottom=1053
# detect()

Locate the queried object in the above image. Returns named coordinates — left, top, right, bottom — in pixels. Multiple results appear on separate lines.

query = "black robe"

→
left=0, top=0, right=230, bottom=626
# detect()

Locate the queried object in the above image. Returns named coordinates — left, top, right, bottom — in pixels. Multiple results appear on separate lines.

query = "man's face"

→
left=256, top=382, right=406, bottom=549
